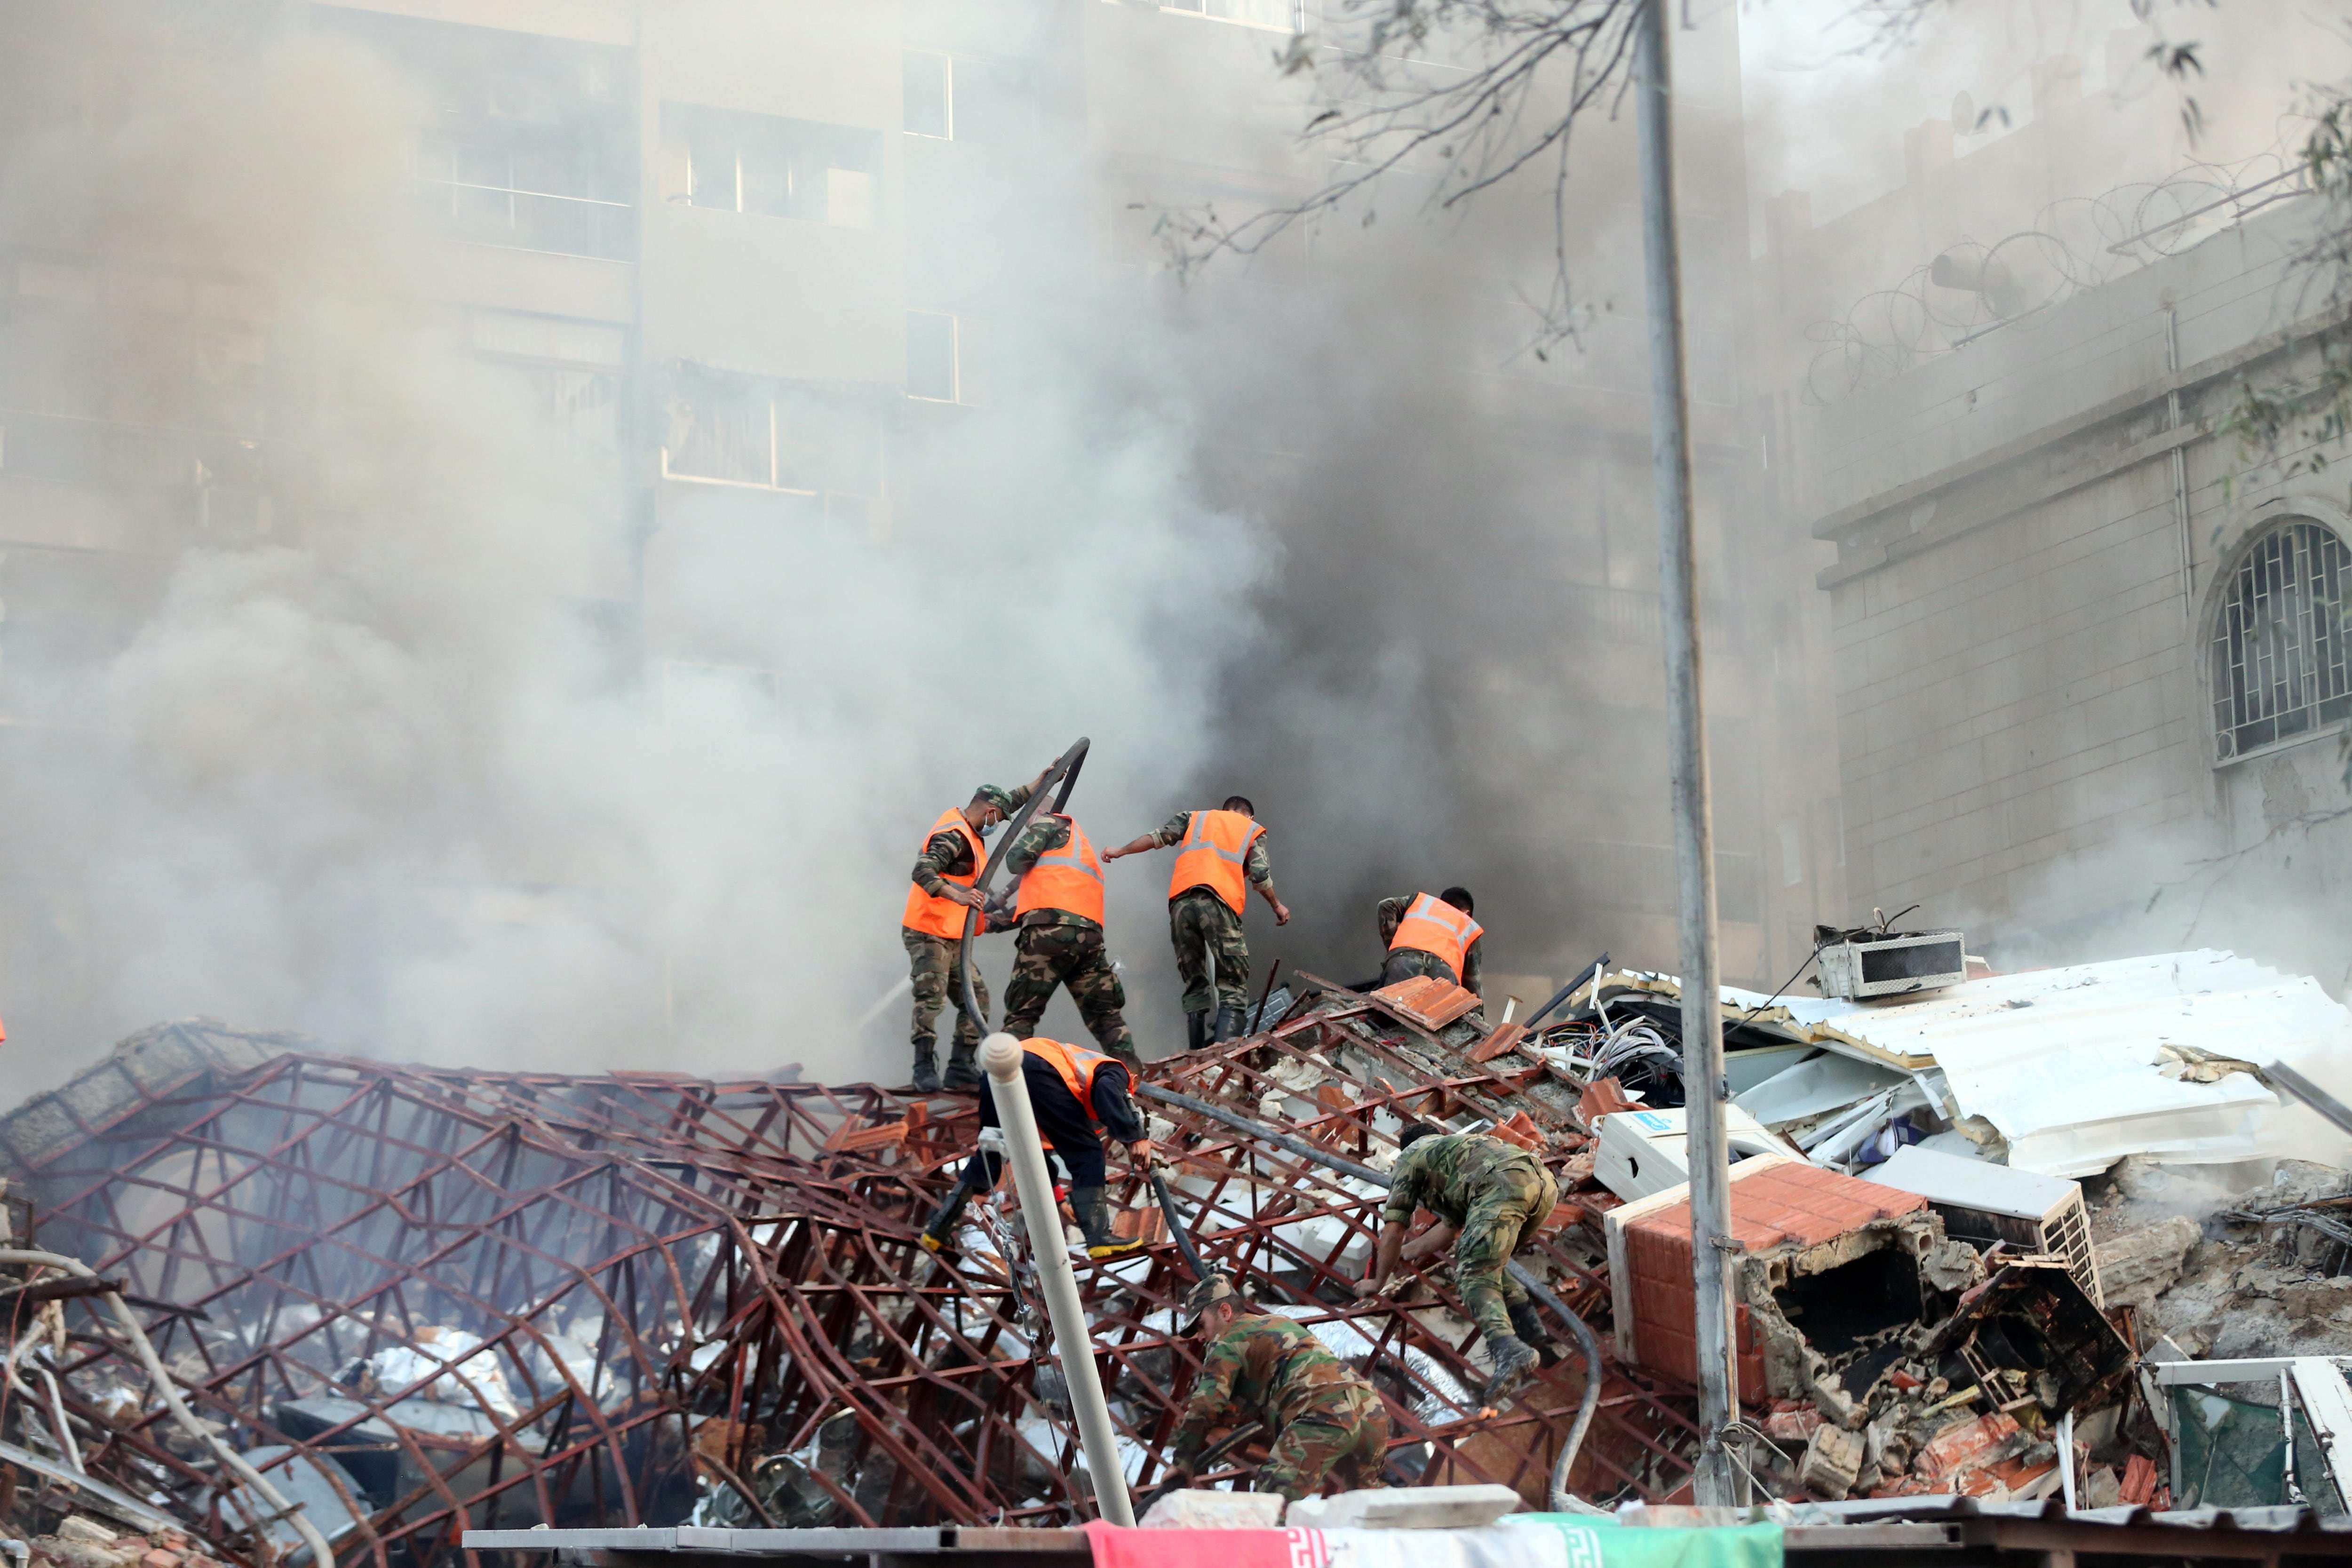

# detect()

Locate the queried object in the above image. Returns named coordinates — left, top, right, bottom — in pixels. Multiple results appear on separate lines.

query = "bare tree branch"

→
left=1161, top=0, right=2220, bottom=359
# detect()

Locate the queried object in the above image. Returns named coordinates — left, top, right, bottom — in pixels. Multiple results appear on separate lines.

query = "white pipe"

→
left=0, top=1250, right=338, bottom=1568
left=981, top=1034, right=1136, bottom=1527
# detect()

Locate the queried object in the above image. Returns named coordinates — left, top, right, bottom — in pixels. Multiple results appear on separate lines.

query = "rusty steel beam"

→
left=0, top=998, right=1699, bottom=1567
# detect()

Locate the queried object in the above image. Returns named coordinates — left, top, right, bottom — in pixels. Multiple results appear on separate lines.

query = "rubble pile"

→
left=0, top=1002, right=1711, bottom=1567
left=0, top=942, right=2349, bottom=1562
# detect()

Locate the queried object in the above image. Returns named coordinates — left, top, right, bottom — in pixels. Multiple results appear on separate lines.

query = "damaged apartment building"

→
left=0, top=0, right=1843, bottom=1064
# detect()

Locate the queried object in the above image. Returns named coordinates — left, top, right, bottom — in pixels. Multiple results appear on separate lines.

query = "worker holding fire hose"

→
left=902, top=779, right=1037, bottom=1094
left=916, top=1036, right=1152, bottom=1260
left=1357, top=1124, right=1558, bottom=1403
left=1103, top=796, right=1291, bottom=1051
left=993, top=809, right=1144, bottom=1071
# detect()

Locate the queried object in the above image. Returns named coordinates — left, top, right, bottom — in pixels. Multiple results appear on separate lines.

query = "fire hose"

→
left=1132, top=1085, right=1603, bottom=1513
left=954, top=736, right=1089, bottom=1034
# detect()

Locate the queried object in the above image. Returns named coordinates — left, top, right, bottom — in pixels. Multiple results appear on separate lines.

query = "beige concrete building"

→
left=1761, top=53, right=2352, bottom=979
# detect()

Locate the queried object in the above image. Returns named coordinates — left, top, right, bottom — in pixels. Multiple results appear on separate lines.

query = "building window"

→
left=904, top=52, right=950, bottom=139
left=2211, top=518, right=2352, bottom=760
left=666, top=104, right=880, bottom=229
left=900, top=52, right=1028, bottom=144
left=1119, top=0, right=1306, bottom=30
left=907, top=311, right=957, bottom=402
left=663, top=367, right=883, bottom=501
left=319, top=9, right=637, bottom=261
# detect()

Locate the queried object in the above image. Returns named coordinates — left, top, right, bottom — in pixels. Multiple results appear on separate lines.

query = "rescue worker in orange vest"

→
left=996, top=811, right=1143, bottom=1070
left=1379, top=887, right=1485, bottom=1003
left=1104, top=797, right=1291, bottom=1051
left=916, top=1036, right=1154, bottom=1259
left=903, top=780, right=1035, bottom=1094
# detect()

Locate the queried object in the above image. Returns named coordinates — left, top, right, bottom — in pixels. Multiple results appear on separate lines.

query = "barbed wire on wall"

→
left=1802, top=145, right=2312, bottom=406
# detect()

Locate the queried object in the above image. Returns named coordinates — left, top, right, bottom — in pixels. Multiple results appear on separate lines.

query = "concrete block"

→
left=1799, top=1424, right=1864, bottom=1500
left=56, top=1064, right=142, bottom=1134
left=2094, top=1214, right=2201, bottom=1310
left=1140, top=1490, right=1285, bottom=1529
left=0, top=1096, right=79, bottom=1167
left=1286, top=1484, right=1521, bottom=1531
left=114, top=1025, right=217, bottom=1096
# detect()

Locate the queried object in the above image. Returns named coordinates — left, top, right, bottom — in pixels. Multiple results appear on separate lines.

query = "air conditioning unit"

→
left=1817, top=929, right=1967, bottom=1001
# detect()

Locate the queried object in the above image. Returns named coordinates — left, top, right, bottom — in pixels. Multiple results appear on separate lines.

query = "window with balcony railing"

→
left=318, top=7, right=637, bottom=262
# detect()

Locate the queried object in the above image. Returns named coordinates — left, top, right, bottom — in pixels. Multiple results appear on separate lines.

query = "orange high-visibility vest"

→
left=1388, top=891, right=1483, bottom=979
left=1015, top=815, right=1105, bottom=924
left=1167, top=809, right=1264, bottom=915
left=902, top=808, right=985, bottom=939
left=1022, top=1036, right=1120, bottom=1149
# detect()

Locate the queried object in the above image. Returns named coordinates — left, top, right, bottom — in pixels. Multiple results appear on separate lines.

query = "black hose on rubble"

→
left=1134, top=1082, right=1603, bottom=1511
left=954, top=737, right=1089, bottom=1033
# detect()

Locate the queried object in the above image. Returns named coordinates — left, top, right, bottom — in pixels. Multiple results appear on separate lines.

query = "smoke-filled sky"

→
left=1740, top=0, right=2351, bottom=231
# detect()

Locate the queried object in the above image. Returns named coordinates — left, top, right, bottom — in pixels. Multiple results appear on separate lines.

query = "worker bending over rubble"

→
left=1168, top=1273, right=1390, bottom=1501
left=997, top=810, right=1143, bottom=1070
left=902, top=780, right=1033, bottom=1093
left=1104, top=796, right=1290, bottom=1050
left=917, top=1035, right=1152, bottom=1260
left=1357, top=1124, right=1557, bottom=1403
left=1378, top=888, right=1484, bottom=1001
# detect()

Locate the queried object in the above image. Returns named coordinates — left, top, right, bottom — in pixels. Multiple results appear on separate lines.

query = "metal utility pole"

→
left=1632, top=0, right=1739, bottom=1506
left=980, top=1033, right=1137, bottom=1525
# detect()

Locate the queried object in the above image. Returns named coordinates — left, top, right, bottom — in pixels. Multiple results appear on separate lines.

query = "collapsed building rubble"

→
left=0, top=996, right=1715, bottom=1568
left=0, top=939, right=2349, bottom=1563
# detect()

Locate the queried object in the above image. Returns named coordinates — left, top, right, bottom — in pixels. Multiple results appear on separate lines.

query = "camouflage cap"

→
left=971, top=785, right=1017, bottom=813
left=1183, top=1271, right=1239, bottom=1326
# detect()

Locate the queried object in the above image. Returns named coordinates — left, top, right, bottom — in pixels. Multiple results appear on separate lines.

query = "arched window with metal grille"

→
left=2211, top=518, right=2352, bottom=760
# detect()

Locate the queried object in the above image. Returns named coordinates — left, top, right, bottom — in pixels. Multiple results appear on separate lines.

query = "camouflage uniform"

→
left=1383, top=1133, right=1557, bottom=1350
left=1171, top=1314, right=1389, bottom=1502
left=1374, top=894, right=1483, bottom=997
left=998, top=816, right=1140, bottom=1068
left=904, top=930, right=988, bottom=1061
left=1146, top=812, right=1273, bottom=1015
left=903, top=782, right=1031, bottom=1065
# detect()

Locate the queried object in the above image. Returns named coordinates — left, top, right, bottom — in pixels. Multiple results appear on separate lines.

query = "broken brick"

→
left=1916, top=1412, right=2026, bottom=1480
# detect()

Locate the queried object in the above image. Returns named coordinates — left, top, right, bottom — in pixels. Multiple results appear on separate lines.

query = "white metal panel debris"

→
left=1614, top=950, right=2352, bottom=1178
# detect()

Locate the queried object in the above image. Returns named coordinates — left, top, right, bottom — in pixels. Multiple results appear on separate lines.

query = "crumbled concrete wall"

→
left=0, top=1019, right=293, bottom=1183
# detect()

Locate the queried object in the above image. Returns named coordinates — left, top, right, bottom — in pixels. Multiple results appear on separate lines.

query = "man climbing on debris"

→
left=996, top=810, right=1143, bottom=1071
left=1377, top=888, right=1484, bottom=1001
left=1166, top=1272, right=1390, bottom=1501
left=917, top=1036, right=1153, bottom=1260
left=1104, top=796, right=1290, bottom=1050
left=903, top=780, right=1037, bottom=1093
left=1356, top=1124, right=1557, bottom=1403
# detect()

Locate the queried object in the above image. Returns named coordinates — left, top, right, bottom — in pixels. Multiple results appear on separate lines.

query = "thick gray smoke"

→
left=0, top=2, right=1274, bottom=1086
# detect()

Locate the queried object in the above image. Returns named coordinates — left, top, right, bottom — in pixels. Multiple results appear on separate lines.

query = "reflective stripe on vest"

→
left=1387, top=891, right=1483, bottom=978
left=1167, top=809, right=1263, bottom=915
left=901, top=807, right=985, bottom=939
left=1015, top=815, right=1105, bottom=924
left=1022, top=1036, right=1116, bottom=1150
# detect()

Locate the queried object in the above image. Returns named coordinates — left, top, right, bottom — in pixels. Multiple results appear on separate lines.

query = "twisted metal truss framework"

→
left=0, top=999, right=1700, bottom=1568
